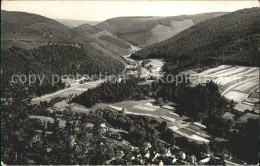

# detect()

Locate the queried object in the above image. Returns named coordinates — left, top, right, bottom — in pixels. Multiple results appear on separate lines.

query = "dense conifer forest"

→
left=1, top=44, right=125, bottom=96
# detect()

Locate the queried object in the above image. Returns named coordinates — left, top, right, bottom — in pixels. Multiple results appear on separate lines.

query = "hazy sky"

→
left=2, top=1, right=259, bottom=21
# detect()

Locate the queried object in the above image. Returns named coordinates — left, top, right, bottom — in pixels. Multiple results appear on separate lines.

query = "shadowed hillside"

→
left=131, top=8, right=260, bottom=73
left=96, top=12, right=226, bottom=47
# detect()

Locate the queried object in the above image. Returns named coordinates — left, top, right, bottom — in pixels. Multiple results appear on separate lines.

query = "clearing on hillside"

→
left=192, top=65, right=259, bottom=112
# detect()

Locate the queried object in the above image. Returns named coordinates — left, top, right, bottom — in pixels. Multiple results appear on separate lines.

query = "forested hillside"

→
left=1, top=10, right=132, bottom=58
left=131, top=8, right=260, bottom=73
left=1, top=44, right=125, bottom=96
left=1, top=10, right=80, bottom=49
left=96, top=12, right=226, bottom=47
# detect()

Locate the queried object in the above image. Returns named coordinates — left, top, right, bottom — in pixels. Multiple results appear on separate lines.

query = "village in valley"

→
left=29, top=51, right=259, bottom=165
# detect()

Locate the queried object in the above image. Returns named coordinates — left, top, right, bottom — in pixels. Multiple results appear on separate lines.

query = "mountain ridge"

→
left=96, top=12, right=228, bottom=47
left=1, top=10, right=132, bottom=62
left=131, top=7, right=260, bottom=73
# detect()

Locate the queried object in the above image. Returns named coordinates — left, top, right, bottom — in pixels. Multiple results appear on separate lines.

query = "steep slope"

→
left=131, top=8, right=260, bottom=73
left=96, top=12, right=226, bottom=47
left=1, top=10, right=81, bottom=49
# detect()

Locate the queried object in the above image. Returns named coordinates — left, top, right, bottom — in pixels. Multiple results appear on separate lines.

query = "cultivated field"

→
left=91, top=99, right=211, bottom=143
left=193, top=65, right=259, bottom=113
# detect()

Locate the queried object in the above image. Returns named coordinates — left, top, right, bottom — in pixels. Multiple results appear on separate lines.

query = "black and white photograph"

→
left=1, top=0, right=260, bottom=165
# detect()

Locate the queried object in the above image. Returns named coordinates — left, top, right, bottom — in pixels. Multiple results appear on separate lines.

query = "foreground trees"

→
left=1, top=82, right=37, bottom=164
left=1, top=83, right=115, bottom=165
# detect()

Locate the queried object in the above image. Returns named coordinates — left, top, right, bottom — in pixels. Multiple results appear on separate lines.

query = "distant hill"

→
left=96, top=12, right=227, bottom=47
left=71, top=24, right=131, bottom=56
left=74, top=24, right=102, bottom=34
left=1, top=10, right=80, bottom=49
left=56, top=19, right=100, bottom=28
left=1, top=10, right=131, bottom=58
left=131, top=8, right=260, bottom=73
left=92, top=30, right=131, bottom=49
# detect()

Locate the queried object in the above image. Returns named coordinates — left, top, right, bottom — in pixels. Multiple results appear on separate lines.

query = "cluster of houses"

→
left=104, top=138, right=211, bottom=165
